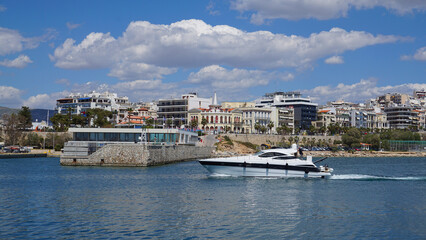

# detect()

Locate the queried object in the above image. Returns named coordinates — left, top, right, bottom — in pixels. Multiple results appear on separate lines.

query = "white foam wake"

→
left=330, top=174, right=426, bottom=181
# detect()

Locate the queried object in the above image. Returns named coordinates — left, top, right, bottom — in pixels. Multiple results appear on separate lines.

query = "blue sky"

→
left=0, top=0, right=425, bottom=109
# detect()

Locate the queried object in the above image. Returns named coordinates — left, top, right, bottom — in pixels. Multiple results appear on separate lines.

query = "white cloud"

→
left=401, top=46, right=426, bottom=61
left=108, top=62, right=177, bottom=80
left=55, top=78, right=71, bottom=86
left=66, top=22, right=82, bottom=30
left=231, top=0, right=426, bottom=23
left=0, top=27, right=56, bottom=59
left=0, top=86, right=23, bottom=107
left=280, top=72, right=294, bottom=81
left=0, top=55, right=33, bottom=68
left=0, top=5, right=6, bottom=12
left=23, top=94, right=54, bottom=109
left=23, top=90, right=72, bottom=109
left=325, top=56, right=344, bottom=64
left=302, top=78, right=426, bottom=104
left=0, top=27, right=27, bottom=55
left=206, top=1, right=220, bottom=16
left=51, top=19, right=401, bottom=79
left=187, top=65, right=272, bottom=89
left=50, top=32, right=116, bottom=69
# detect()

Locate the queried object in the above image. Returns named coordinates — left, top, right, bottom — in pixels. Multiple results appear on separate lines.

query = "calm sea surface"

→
left=0, top=157, right=425, bottom=239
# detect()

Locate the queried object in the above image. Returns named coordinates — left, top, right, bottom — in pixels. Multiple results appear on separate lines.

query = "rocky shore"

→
left=210, top=135, right=426, bottom=158
left=303, top=150, right=426, bottom=158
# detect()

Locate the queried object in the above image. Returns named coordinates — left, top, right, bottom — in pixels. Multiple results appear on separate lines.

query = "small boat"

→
left=199, top=144, right=333, bottom=178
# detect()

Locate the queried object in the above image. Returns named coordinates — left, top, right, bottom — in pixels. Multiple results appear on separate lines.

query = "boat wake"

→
left=208, top=173, right=234, bottom=178
left=330, top=174, right=426, bottom=181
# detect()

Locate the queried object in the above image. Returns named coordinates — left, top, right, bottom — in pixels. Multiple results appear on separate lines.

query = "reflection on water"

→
left=0, top=157, right=425, bottom=239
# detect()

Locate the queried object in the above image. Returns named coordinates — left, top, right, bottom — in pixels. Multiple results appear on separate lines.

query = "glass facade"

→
left=74, top=132, right=178, bottom=143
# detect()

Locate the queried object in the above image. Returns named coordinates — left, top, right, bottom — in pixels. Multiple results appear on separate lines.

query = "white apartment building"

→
left=56, top=91, right=131, bottom=118
left=157, top=93, right=212, bottom=127
left=256, top=91, right=317, bottom=130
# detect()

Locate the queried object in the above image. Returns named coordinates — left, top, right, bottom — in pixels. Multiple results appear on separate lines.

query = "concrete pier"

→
left=60, top=141, right=214, bottom=166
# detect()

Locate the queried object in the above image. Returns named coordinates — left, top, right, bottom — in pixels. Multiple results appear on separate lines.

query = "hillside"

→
left=0, top=106, right=56, bottom=123
left=31, top=109, right=57, bottom=122
left=0, top=106, right=19, bottom=116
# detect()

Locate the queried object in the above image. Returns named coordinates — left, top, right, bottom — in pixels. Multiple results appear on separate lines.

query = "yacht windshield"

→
left=253, top=151, right=264, bottom=156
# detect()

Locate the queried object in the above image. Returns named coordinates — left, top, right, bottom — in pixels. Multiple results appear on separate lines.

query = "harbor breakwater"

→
left=60, top=142, right=214, bottom=166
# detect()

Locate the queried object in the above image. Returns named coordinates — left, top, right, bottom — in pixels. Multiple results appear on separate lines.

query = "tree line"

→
left=1, top=106, right=72, bottom=148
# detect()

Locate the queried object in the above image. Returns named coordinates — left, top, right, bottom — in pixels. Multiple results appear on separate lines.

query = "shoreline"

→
left=296, top=150, right=426, bottom=158
left=214, top=150, right=426, bottom=158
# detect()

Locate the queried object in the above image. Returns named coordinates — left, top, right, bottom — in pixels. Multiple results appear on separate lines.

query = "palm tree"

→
left=201, top=118, right=208, bottom=130
left=309, top=125, right=316, bottom=135
left=145, top=118, right=154, bottom=128
left=254, top=122, right=261, bottom=134
left=190, top=119, right=198, bottom=129
left=267, top=122, right=274, bottom=134
left=260, top=126, right=267, bottom=134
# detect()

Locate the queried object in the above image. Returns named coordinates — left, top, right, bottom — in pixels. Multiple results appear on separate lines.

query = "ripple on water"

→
left=0, top=157, right=426, bottom=239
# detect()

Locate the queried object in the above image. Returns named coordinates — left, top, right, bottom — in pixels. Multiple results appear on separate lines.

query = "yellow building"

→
left=188, top=106, right=243, bottom=134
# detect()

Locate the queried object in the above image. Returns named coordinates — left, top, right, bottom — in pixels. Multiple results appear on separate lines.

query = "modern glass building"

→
left=68, top=128, right=199, bottom=145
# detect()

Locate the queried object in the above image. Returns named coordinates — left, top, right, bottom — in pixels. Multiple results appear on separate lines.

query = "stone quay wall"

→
left=60, top=143, right=214, bottom=167
left=222, top=133, right=341, bottom=146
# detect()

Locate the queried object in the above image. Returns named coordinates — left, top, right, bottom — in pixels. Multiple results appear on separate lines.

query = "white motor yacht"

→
left=199, top=144, right=333, bottom=178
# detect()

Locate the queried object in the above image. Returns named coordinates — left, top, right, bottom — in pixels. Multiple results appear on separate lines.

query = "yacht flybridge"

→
left=199, top=144, right=333, bottom=178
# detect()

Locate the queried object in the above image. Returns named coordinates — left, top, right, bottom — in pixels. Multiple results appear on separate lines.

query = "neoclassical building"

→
left=188, top=93, right=244, bottom=134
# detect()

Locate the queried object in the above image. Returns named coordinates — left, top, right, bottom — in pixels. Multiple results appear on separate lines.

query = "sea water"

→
left=0, top=157, right=425, bottom=239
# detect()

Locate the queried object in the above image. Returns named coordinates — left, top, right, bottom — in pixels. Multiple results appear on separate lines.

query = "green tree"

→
left=71, top=114, right=86, bottom=127
left=23, top=132, right=43, bottom=147
left=260, top=126, right=267, bottom=134
left=327, top=123, right=340, bottom=135
left=254, top=122, right=261, bottom=134
left=166, top=119, right=172, bottom=128
left=342, top=128, right=362, bottom=148
left=86, top=109, right=113, bottom=127
left=267, top=122, right=274, bottom=134
left=145, top=118, right=154, bottom=128
left=190, top=119, right=198, bottom=129
left=201, top=117, right=208, bottom=129
left=362, top=134, right=381, bottom=150
left=50, top=114, right=70, bottom=131
left=18, top=106, right=32, bottom=130
left=2, top=113, right=23, bottom=145
left=309, top=125, right=317, bottom=135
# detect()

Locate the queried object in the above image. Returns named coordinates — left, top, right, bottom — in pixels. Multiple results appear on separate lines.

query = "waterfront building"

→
left=377, top=93, right=410, bottom=107
left=221, top=101, right=255, bottom=108
left=413, top=90, right=426, bottom=100
left=416, top=110, right=426, bottom=129
left=188, top=93, right=244, bottom=134
left=384, top=106, right=419, bottom=129
left=157, top=93, right=211, bottom=127
left=188, top=107, right=243, bottom=134
left=240, top=107, right=272, bottom=134
left=335, top=108, right=351, bottom=128
left=312, top=109, right=336, bottom=129
left=328, top=100, right=357, bottom=109
left=56, top=91, right=131, bottom=119
left=276, top=107, right=294, bottom=131
left=68, top=127, right=198, bottom=145
left=350, top=110, right=368, bottom=128
left=375, top=113, right=389, bottom=129
left=256, top=91, right=317, bottom=130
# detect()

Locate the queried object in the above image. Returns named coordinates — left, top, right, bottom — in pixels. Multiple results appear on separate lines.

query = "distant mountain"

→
left=0, top=106, right=19, bottom=117
left=0, top=106, right=57, bottom=123
left=31, top=109, right=57, bottom=123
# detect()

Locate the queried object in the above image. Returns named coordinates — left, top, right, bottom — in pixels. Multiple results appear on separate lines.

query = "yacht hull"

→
left=200, top=161, right=332, bottom=178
